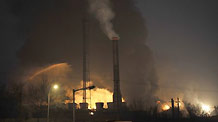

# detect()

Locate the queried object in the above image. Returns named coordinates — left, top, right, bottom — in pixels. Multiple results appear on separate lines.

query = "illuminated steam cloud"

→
left=88, top=0, right=119, bottom=39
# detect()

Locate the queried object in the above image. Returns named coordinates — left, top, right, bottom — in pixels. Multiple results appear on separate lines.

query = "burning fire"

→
left=157, top=99, right=185, bottom=112
left=157, top=101, right=171, bottom=111
left=27, top=63, right=124, bottom=109
left=162, top=104, right=170, bottom=111
left=65, top=81, right=124, bottom=109
left=65, top=87, right=113, bottom=109
left=201, top=103, right=212, bottom=114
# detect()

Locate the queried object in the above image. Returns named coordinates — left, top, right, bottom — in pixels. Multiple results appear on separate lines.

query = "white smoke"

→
left=88, top=0, right=119, bottom=39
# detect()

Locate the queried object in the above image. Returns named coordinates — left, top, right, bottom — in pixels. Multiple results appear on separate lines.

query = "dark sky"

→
left=136, top=0, right=218, bottom=105
left=0, top=0, right=218, bottom=105
left=0, top=0, right=157, bottom=105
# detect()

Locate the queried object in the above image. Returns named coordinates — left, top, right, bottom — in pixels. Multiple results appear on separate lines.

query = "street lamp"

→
left=73, top=85, right=96, bottom=122
left=53, top=84, right=59, bottom=89
left=47, top=84, right=59, bottom=122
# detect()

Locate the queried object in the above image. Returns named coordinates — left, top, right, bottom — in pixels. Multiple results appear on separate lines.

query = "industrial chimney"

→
left=112, top=37, right=122, bottom=110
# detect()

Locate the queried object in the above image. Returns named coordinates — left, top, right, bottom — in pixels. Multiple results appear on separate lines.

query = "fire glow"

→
left=65, top=81, right=125, bottom=109
left=157, top=101, right=171, bottom=111
left=201, top=103, right=211, bottom=114
left=65, top=86, right=113, bottom=109
left=28, top=63, right=116, bottom=109
left=162, top=104, right=170, bottom=111
left=24, top=63, right=217, bottom=116
left=157, top=99, right=184, bottom=112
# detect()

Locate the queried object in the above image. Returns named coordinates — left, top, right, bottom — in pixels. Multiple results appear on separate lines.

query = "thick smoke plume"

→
left=88, top=0, right=119, bottom=39
left=14, top=0, right=158, bottom=109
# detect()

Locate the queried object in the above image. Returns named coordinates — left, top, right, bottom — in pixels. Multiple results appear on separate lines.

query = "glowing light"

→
left=78, top=88, right=113, bottom=109
left=90, top=112, right=94, bottom=116
left=65, top=81, right=125, bottom=109
left=156, top=101, right=161, bottom=104
left=201, top=104, right=211, bottom=113
left=162, top=104, right=170, bottom=111
left=53, top=84, right=59, bottom=89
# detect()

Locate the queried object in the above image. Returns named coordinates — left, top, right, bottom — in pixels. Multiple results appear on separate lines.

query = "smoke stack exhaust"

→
left=112, top=37, right=122, bottom=110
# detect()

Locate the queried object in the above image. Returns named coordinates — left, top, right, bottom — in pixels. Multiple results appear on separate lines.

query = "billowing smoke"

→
left=14, top=0, right=158, bottom=109
left=88, top=0, right=119, bottom=39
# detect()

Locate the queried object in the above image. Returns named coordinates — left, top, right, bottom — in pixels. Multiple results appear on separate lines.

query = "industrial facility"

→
left=1, top=0, right=218, bottom=122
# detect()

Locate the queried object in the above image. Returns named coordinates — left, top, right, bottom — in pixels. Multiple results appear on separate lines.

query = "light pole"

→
left=73, top=85, right=95, bottom=122
left=47, top=84, right=59, bottom=122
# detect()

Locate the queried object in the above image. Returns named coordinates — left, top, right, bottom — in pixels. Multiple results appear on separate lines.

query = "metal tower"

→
left=82, top=18, right=90, bottom=103
left=112, top=37, right=122, bottom=110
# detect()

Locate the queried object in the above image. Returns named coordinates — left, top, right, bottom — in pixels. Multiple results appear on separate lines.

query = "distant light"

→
left=162, top=104, right=170, bottom=111
left=53, top=84, right=59, bottom=89
left=156, top=101, right=161, bottom=104
left=90, top=112, right=94, bottom=116
left=201, top=104, right=211, bottom=113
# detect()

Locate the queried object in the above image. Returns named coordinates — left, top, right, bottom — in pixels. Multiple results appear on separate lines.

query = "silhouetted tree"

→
left=0, top=82, right=21, bottom=118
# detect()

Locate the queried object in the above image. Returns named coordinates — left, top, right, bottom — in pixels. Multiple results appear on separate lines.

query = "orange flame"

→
left=162, top=104, right=170, bottom=111
left=28, top=63, right=124, bottom=109
left=65, top=81, right=117, bottom=109
left=157, top=99, right=185, bottom=112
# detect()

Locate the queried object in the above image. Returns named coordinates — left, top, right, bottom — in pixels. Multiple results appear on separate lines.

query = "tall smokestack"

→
left=82, top=17, right=90, bottom=104
left=112, top=37, right=122, bottom=110
left=171, top=98, right=175, bottom=119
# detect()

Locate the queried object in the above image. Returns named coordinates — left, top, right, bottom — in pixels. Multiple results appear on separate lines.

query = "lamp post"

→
left=73, top=85, right=95, bottom=122
left=47, top=84, right=59, bottom=122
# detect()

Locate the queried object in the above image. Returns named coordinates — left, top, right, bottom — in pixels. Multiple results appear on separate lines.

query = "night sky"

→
left=136, top=0, right=218, bottom=105
left=0, top=0, right=218, bottom=105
